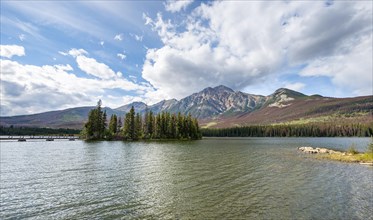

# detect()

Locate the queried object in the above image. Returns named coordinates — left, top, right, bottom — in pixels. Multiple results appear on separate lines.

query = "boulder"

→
left=298, top=146, right=337, bottom=154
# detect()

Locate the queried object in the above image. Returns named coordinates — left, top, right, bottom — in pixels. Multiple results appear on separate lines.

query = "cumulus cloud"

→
left=68, top=48, right=88, bottom=57
left=164, top=0, right=193, bottom=13
left=142, top=1, right=372, bottom=99
left=114, top=33, right=124, bottom=41
left=76, top=55, right=117, bottom=79
left=300, top=35, right=372, bottom=96
left=0, top=58, right=153, bottom=115
left=61, top=48, right=124, bottom=79
left=0, top=45, right=25, bottom=58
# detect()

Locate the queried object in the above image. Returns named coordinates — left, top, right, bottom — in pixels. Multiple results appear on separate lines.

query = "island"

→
left=80, top=100, right=202, bottom=141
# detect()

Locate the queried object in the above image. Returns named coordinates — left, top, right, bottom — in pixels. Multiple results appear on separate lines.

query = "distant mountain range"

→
left=1, top=85, right=372, bottom=129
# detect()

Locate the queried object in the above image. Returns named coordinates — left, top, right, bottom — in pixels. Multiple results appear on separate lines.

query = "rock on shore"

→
left=298, top=146, right=341, bottom=154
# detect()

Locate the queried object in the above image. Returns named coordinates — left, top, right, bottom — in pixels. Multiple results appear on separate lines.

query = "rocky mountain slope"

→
left=1, top=85, right=372, bottom=129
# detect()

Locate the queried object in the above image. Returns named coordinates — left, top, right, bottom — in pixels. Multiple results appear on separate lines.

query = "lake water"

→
left=1, top=138, right=372, bottom=219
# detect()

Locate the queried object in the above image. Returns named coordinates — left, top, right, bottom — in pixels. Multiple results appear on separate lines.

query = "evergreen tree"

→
left=102, top=110, right=107, bottom=138
left=122, top=112, right=131, bottom=139
left=83, top=101, right=202, bottom=140
left=83, top=100, right=105, bottom=140
left=129, top=106, right=136, bottom=140
left=117, top=117, right=122, bottom=133
left=170, top=114, right=177, bottom=138
left=109, top=114, right=117, bottom=134
left=135, top=113, right=142, bottom=140
left=143, top=107, right=149, bottom=138
left=148, top=111, right=154, bottom=138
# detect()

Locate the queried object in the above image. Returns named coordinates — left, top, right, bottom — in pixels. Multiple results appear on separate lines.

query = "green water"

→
left=1, top=138, right=372, bottom=219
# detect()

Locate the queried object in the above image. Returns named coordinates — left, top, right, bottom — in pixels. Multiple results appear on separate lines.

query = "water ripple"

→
left=1, top=138, right=372, bottom=219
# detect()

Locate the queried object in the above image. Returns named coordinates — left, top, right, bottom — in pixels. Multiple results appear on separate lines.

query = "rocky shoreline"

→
left=298, top=146, right=373, bottom=165
left=298, top=146, right=342, bottom=155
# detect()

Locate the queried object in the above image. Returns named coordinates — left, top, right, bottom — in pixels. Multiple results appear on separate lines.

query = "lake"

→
left=1, top=138, right=372, bottom=219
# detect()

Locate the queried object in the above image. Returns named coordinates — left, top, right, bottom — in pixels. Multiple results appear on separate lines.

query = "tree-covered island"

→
left=80, top=100, right=202, bottom=141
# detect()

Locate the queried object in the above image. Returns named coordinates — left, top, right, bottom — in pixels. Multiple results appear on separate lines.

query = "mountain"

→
left=147, top=99, right=178, bottom=113
left=202, top=95, right=372, bottom=128
left=1, top=85, right=372, bottom=129
left=115, top=102, right=147, bottom=113
left=166, top=85, right=267, bottom=118
left=0, top=107, right=124, bottom=129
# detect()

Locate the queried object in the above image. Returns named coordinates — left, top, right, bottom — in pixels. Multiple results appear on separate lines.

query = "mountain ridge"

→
left=1, top=85, right=372, bottom=129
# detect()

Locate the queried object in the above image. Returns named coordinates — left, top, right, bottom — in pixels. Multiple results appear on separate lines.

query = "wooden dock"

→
left=0, top=136, right=80, bottom=141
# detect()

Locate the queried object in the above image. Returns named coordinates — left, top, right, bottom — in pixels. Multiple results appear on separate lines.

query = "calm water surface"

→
left=1, top=138, right=372, bottom=219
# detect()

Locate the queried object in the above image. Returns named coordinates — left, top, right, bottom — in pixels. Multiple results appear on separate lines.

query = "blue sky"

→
left=0, top=0, right=372, bottom=116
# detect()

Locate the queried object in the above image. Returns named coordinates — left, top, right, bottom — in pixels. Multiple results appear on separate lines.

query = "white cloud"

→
left=0, top=45, right=25, bottom=58
left=76, top=55, right=117, bottom=79
left=284, top=82, right=305, bottom=92
left=0, top=58, right=153, bottom=115
left=68, top=48, right=88, bottom=57
left=114, top=33, right=124, bottom=41
left=100, top=41, right=104, bottom=46
left=300, top=35, right=372, bottom=96
left=19, top=34, right=25, bottom=41
left=142, top=1, right=372, bottom=99
left=117, top=53, right=126, bottom=60
left=164, top=0, right=193, bottom=13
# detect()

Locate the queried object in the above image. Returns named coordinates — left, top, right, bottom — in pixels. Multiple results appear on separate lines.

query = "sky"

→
left=0, top=0, right=372, bottom=116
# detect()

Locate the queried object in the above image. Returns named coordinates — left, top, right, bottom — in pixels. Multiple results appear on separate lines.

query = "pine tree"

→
left=143, top=108, right=149, bottom=138
left=135, top=113, right=142, bottom=140
left=122, top=112, right=130, bottom=139
left=102, top=110, right=107, bottom=138
left=148, top=111, right=154, bottom=138
left=117, top=117, right=122, bottom=133
left=129, top=106, right=136, bottom=140
left=109, top=114, right=117, bottom=134
left=170, top=114, right=177, bottom=138
left=83, top=100, right=106, bottom=140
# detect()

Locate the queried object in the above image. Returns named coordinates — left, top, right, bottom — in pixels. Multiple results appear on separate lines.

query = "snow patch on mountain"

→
left=269, top=94, right=294, bottom=108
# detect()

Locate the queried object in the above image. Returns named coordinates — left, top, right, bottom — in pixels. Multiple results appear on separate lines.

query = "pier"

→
left=0, top=135, right=80, bottom=141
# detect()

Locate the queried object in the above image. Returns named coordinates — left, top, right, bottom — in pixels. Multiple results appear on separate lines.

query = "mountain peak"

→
left=213, top=85, right=234, bottom=93
left=115, top=101, right=147, bottom=112
left=273, top=88, right=306, bottom=98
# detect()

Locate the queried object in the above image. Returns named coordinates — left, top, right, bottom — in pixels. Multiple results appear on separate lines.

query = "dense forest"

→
left=202, top=123, right=373, bottom=137
left=0, top=126, right=80, bottom=136
left=81, top=100, right=202, bottom=140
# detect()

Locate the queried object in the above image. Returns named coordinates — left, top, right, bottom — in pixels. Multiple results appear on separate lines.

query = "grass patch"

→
left=317, top=152, right=373, bottom=163
left=272, top=112, right=369, bottom=126
left=347, top=144, right=359, bottom=155
left=202, top=122, right=218, bottom=128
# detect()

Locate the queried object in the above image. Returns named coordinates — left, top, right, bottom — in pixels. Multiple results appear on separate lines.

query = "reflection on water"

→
left=1, top=138, right=372, bottom=219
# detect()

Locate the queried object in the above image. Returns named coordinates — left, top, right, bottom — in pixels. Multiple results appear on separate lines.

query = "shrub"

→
left=367, top=142, right=373, bottom=154
left=347, top=144, right=359, bottom=155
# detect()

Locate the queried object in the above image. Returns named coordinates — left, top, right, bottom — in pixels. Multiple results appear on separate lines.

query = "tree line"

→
left=0, top=126, right=80, bottom=136
left=201, top=123, right=373, bottom=137
left=81, top=100, right=202, bottom=140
